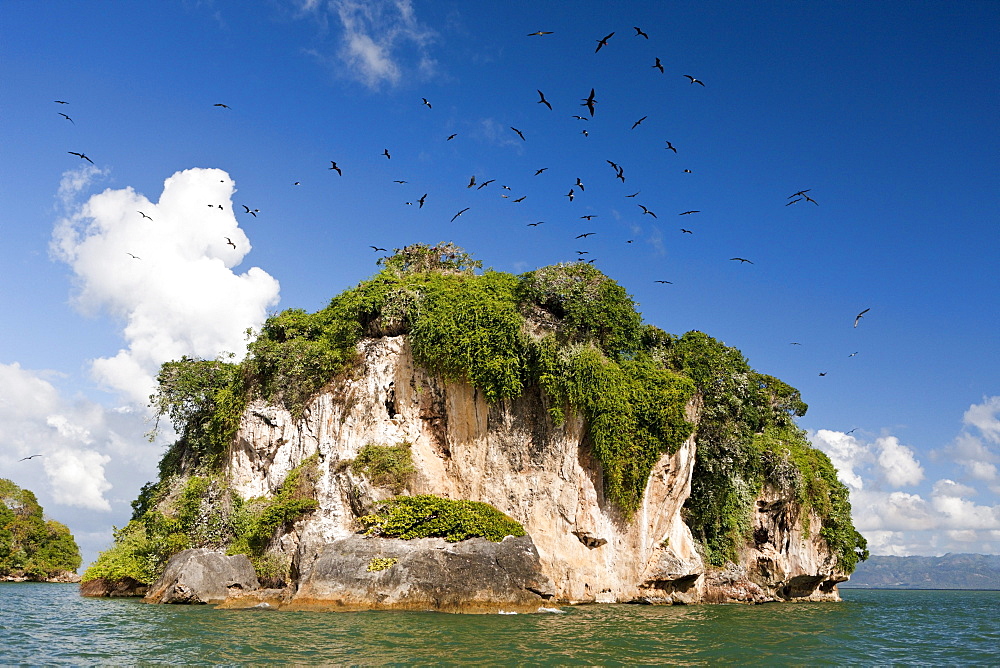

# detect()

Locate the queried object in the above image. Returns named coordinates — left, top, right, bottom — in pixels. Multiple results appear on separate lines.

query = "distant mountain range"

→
left=842, top=553, right=1000, bottom=589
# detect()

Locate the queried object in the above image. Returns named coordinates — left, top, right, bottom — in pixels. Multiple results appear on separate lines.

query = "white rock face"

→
left=226, top=336, right=845, bottom=604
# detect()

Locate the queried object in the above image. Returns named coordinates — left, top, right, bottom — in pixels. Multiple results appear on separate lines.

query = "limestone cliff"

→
left=221, top=335, right=843, bottom=607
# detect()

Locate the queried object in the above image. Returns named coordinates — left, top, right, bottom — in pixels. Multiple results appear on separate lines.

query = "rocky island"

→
left=1, top=478, right=82, bottom=583
left=82, top=244, right=867, bottom=611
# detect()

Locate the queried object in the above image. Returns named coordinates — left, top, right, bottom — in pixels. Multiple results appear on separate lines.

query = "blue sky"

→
left=2, top=1, right=998, bottom=566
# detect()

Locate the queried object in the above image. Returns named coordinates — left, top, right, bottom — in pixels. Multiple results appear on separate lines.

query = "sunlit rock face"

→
left=223, top=336, right=845, bottom=607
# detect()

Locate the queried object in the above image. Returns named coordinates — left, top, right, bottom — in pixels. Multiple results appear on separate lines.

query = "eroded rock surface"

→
left=144, top=548, right=259, bottom=604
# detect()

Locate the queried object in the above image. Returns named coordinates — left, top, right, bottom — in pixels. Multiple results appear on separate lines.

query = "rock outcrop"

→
left=205, top=335, right=846, bottom=608
left=144, top=549, right=259, bottom=604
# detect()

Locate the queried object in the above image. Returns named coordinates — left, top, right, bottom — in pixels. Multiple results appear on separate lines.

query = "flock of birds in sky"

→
left=46, top=24, right=874, bottom=428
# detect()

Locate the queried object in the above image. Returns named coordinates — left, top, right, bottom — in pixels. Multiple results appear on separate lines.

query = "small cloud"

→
left=964, top=396, right=1000, bottom=443
left=44, top=448, right=112, bottom=511
left=304, top=0, right=437, bottom=89
left=874, top=435, right=924, bottom=488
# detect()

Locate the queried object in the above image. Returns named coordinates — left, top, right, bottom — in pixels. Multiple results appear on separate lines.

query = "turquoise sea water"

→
left=1, top=584, right=998, bottom=665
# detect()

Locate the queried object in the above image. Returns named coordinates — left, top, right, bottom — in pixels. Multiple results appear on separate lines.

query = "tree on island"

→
left=0, top=478, right=82, bottom=580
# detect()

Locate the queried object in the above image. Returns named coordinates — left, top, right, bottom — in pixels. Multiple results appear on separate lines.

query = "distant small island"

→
left=0, top=478, right=82, bottom=582
left=841, top=554, right=1000, bottom=590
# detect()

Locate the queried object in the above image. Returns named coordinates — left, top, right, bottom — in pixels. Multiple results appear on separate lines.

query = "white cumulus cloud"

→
left=51, top=167, right=280, bottom=405
left=874, top=436, right=924, bottom=488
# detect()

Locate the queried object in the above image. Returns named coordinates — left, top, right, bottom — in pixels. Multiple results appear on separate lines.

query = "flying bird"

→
left=575, top=177, right=584, bottom=191
left=467, top=175, right=477, bottom=188
left=513, top=196, right=526, bottom=202
left=849, top=352, right=859, bottom=357
left=418, top=194, right=427, bottom=208
left=633, top=26, right=648, bottom=38
left=511, top=126, right=525, bottom=141
left=581, top=129, right=589, bottom=137
left=786, top=198, right=802, bottom=206
left=371, top=246, right=387, bottom=252
left=527, top=30, right=553, bottom=36
left=680, top=228, right=693, bottom=234
left=788, top=189, right=811, bottom=198
left=528, top=222, right=545, bottom=227
left=54, top=100, right=68, bottom=104
left=383, top=149, right=391, bottom=159
left=138, top=211, right=152, bottom=221
left=476, top=179, right=495, bottom=190
left=655, top=280, right=673, bottom=284
left=421, top=97, right=432, bottom=108
left=576, top=251, right=589, bottom=255
left=534, top=168, right=548, bottom=175
left=580, top=215, right=597, bottom=220
left=536, top=90, right=552, bottom=110
left=576, top=232, right=596, bottom=238
left=213, top=103, right=231, bottom=109
left=683, top=169, right=692, bottom=173
left=652, top=57, right=664, bottom=73
left=854, top=308, right=870, bottom=328
left=68, top=151, right=93, bottom=163
left=225, top=237, right=236, bottom=249
left=631, top=116, right=647, bottom=129
left=19, top=454, right=43, bottom=461
left=803, top=194, right=819, bottom=205
left=566, top=189, right=575, bottom=201
left=241, top=205, right=258, bottom=217
left=595, top=32, right=614, bottom=53
left=393, top=180, right=408, bottom=184
left=665, top=141, right=677, bottom=153
left=450, top=207, right=470, bottom=222
left=571, top=115, right=589, bottom=121
left=819, top=372, right=827, bottom=376
left=581, top=88, right=596, bottom=116
left=126, top=252, right=140, bottom=260
left=680, top=210, right=699, bottom=215
left=58, top=112, right=74, bottom=123
left=730, top=257, right=753, bottom=264
left=626, top=191, right=639, bottom=198
left=638, top=205, right=657, bottom=217
left=293, top=181, right=301, bottom=185
left=684, top=75, right=705, bottom=86
left=329, top=161, right=341, bottom=175
left=446, top=133, right=457, bottom=140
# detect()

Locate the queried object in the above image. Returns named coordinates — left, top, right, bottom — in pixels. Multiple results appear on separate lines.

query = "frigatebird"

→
left=417, top=194, right=427, bottom=208
left=58, top=112, right=73, bottom=124
left=450, top=207, right=470, bottom=222
left=681, top=229, right=693, bottom=234
left=371, top=246, right=387, bottom=252
left=383, top=149, right=391, bottom=159
left=534, top=168, right=548, bottom=175
left=213, top=103, right=231, bottom=109
left=639, top=205, right=656, bottom=217
left=527, top=31, right=553, bottom=36
left=655, top=280, right=673, bottom=284
left=652, top=57, right=664, bottom=73
left=730, top=257, right=753, bottom=264
left=665, top=141, right=678, bottom=153
left=854, top=308, right=870, bottom=328
left=576, top=232, right=595, bottom=238
left=19, top=454, right=43, bottom=461
left=329, top=161, right=342, bottom=175
left=684, top=75, right=705, bottom=86
left=631, top=116, right=647, bottom=129
left=581, top=88, right=596, bottom=116
left=680, top=211, right=699, bottom=215
left=138, top=211, right=152, bottom=221
left=225, top=237, right=236, bottom=249
left=536, top=90, right=552, bottom=110
left=447, top=133, right=457, bottom=140
left=634, top=26, right=648, bottom=38
left=511, top=127, right=525, bottom=141
left=68, top=151, right=93, bottom=164
left=595, top=32, right=614, bottom=53
left=421, top=97, right=432, bottom=108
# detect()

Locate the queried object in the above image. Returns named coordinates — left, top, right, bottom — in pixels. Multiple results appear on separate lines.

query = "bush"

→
left=359, top=495, right=526, bottom=543
left=351, top=442, right=416, bottom=492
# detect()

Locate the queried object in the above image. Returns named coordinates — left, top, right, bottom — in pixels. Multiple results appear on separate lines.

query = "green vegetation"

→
left=359, top=494, right=526, bottom=543
left=367, top=557, right=398, bottom=572
left=351, top=442, right=416, bottom=493
left=0, top=479, right=81, bottom=579
left=83, top=457, right=319, bottom=585
left=119, top=242, right=866, bottom=578
left=655, top=331, right=868, bottom=570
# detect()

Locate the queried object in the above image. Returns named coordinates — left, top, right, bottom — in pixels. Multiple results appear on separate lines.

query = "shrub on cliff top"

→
left=0, top=479, right=81, bottom=579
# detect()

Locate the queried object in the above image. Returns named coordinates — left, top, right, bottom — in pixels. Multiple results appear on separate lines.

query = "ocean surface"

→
left=1, top=584, right=998, bottom=665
